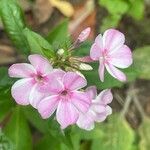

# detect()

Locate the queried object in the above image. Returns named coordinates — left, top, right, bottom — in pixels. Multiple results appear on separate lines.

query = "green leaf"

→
left=139, top=117, right=150, bottom=150
left=100, top=0, right=129, bottom=15
left=4, top=106, right=32, bottom=150
left=23, top=106, right=49, bottom=134
left=0, top=129, right=14, bottom=150
left=92, top=114, right=135, bottom=150
left=23, top=28, right=55, bottom=58
left=46, top=20, right=70, bottom=48
left=0, top=0, right=29, bottom=55
left=133, top=46, right=150, bottom=80
left=0, top=67, right=14, bottom=87
left=34, top=135, right=61, bottom=150
left=128, top=0, right=144, bottom=20
left=0, top=87, right=15, bottom=122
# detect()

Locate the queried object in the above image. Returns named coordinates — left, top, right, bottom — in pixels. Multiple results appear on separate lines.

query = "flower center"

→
left=35, top=74, right=44, bottom=83
left=61, top=90, right=68, bottom=96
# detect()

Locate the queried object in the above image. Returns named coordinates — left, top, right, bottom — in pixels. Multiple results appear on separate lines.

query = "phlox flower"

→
left=77, top=86, right=113, bottom=130
left=8, top=54, right=54, bottom=108
left=37, top=71, right=91, bottom=129
left=90, top=29, right=133, bottom=82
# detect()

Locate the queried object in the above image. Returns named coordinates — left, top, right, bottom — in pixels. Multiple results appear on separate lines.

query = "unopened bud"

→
left=57, top=49, right=65, bottom=56
left=79, top=63, right=93, bottom=71
left=77, top=27, right=91, bottom=42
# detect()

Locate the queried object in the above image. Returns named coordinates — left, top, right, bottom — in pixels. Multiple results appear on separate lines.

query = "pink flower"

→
left=90, top=29, right=133, bottom=82
left=37, top=71, right=91, bottom=129
left=77, top=27, right=91, bottom=42
left=8, top=54, right=54, bottom=108
left=77, top=87, right=113, bottom=130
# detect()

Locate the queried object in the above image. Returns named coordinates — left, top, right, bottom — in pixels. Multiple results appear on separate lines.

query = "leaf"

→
left=23, top=28, right=55, bottom=58
left=139, top=117, right=150, bottom=150
left=0, top=87, right=15, bottom=122
left=49, top=0, right=74, bottom=17
left=128, top=0, right=144, bottom=20
left=46, top=20, right=69, bottom=48
left=133, top=46, right=150, bottom=80
left=100, top=0, right=129, bottom=15
left=0, top=129, right=14, bottom=150
left=23, top=106, right=50, bottom=134
left=0, top=0, right=29, bottom=55
left=34, top=135, right=61, bottom=150
left=4, top=106, right=32, bottom=150
left=91, top=114, right=135, bottom=150
left=0, top=67, right=14, bottom=87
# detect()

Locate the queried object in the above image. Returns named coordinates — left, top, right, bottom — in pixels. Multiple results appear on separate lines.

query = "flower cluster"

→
left=8, top=28, right=132, bottom=130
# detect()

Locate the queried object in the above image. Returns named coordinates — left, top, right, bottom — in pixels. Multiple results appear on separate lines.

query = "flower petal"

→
left=94, top=89, right=113, bottom=105
left=109, top=45, right=133, bottom=68
left=28, top=54, right=53, bottom=75
left=71, top=91, right=91, bottom=113
left=103, top=29, right=125, bottom=52
left=11, top=78, right=34, bottom=105
left=56, top=100, right=78, bottom=129
left=90, top=35, right=103, bottom=60
left=40, top=69, right=65, bottom=93
left=63, top=72, right=87, bottom=90
left=29, top=84, right=49, bottom=108
left=38, top=95, right=59, bottom=119
left=99, top=59, right=105, bottom=82
left=77, top=111, right=95, bottom=130
left=9, top=63, right=35, bottom=78
left=105, top=63, right=126, bottom=82
left=86, top=86, right=97, bottom=99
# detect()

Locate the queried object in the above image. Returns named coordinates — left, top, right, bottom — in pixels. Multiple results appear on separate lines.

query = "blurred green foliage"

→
left=99, top=0, right=145, bottom=31
left=0, top=0, right=150, bottom=150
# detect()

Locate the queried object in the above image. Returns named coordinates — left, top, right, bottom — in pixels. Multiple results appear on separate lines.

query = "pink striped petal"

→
left=105, top=63, right=126, bottom=82
left=11, top=78, right=34, bottom=105
left=29, top=84, right=49, bottom=108
left=94, top=89, right=113, bottom=105
left=99, top=59, right=105, bottom=82
left=28, top=54, right=53, bottom=75
left=86, top=86, right=97, bottom=99
left=56, top=101, right=78, bottom=129
left=77, top=111, right=95, bottom=130
left=71, top=91, right=91, bottom=113
left=38, top=95, right=59, bottom=119
left=103, top=29, right=125, bottom=52
left=40, top=69, right=65, bottom=93
left=63, top=72, right=87, bottom=90
left=90, top=43, right=102, bottom=60
left=95, top=34, right=103, bottom=50
left=9, top=63, right=35, bottom=78
left=78, top=27, right=91, bottom=42
left=109, top=45, right=133, bottom=68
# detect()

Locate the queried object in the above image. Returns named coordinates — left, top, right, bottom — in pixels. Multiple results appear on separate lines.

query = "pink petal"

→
left=56, top=100, right=78, bottom=129
left=63, top=72, right=87, bottom=90
left=77, top=111, right=95, bottom=130
left=109, top=45, right=133, bottom=68
left=40, top=69, right=65, bottom=93
left=103, top=29, right=125, bottom=52
left=99, top=59, right=105, bottom=82
left=28, top=54, right=53, bottom=75
left=29, top=84, right=49, bottom=108
left=38, top=95, right=59, bottom=119
left=90, top=34, right=103, bottom=60
left=71, top=91, right=91, bottom=113
left=106, top=106, right=112, bottom=115
left=77, top=27, right=91, bottom=42
left=11, top=78, right=34, bottom=105
left=94, top=112, right=107, bottom=122
left=9, top=63, right=35, bottom=78
left=105, top=63, right=126, bottom=82
left=90, top=104, right=106, bottom=114
left=94, top=89, right=113, bottom=105
left=85, top=86, right=97, bottom=99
